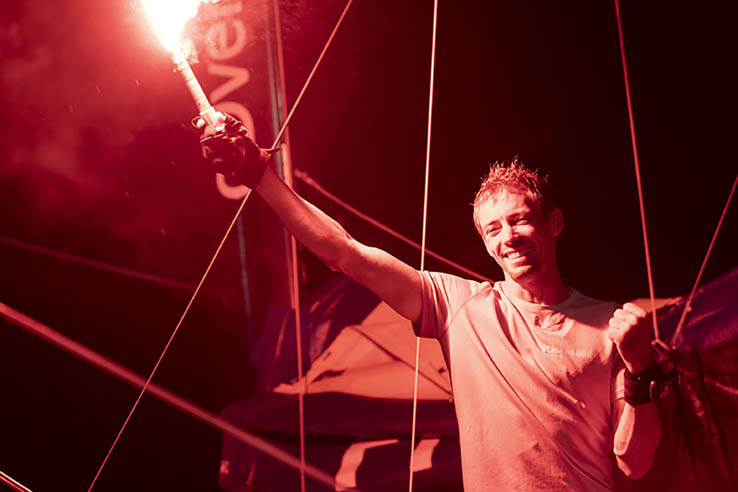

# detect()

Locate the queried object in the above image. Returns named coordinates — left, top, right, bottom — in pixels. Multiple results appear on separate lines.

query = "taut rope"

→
left=409, top=0, right=439, bottom=490
left=87, top=1, right=356, bottom=489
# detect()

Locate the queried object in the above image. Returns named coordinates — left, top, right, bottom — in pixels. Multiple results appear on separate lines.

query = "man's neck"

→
left=502, top=274, right=570, bottom=306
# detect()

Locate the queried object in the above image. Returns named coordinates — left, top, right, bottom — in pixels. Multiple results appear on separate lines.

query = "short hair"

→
left=472, top=158, right=558, bottom=237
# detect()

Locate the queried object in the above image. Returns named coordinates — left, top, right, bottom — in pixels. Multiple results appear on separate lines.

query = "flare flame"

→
left=139, top=0, right=213, bottom=53
left=138, top=0, right=223, bottom=127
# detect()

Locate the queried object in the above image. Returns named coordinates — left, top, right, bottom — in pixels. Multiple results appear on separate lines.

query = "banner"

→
left=194, top=0, right=294, bottom=349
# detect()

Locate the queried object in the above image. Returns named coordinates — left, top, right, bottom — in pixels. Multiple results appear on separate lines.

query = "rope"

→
left=86, top=188, right=254, bottom=492
left=271, top=0, right=355, bottom=149
left=88, top=1, right=355, bottom=488
left=292, top=231, right=306, bottom=492
left=294, top=170, right=492, bottom=282
left=670, top=174, right=737, bottom=348
left=409, top=0, right=439, bottom=489
left=0, top=234, right=195, bottom=291
left=0, top=301, right=352, bottom=491
left=0, top=470, right=33, bottom=492
left=613, top=0, right=661, bottom=341
left=269, top=0, right=313, bottom=488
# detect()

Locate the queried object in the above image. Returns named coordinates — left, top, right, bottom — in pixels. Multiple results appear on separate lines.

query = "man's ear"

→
left=549, top=208, right=564, bottom=237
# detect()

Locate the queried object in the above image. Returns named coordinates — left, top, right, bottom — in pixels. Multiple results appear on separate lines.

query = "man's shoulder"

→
left=423, top=271, right=492, bottom=294
left=421, top=270, right=495, bottom=307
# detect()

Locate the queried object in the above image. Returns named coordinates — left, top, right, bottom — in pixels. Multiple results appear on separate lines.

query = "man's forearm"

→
left=252, top=166, right=422, bottom=322
left=200, top=116, right=421, bottom=321
left=254, top=166, right=353, bottom=272
left=613, top=400, right=661, bottom=479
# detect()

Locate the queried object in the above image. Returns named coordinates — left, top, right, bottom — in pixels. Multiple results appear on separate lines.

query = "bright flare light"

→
left=139, top=0, right=208, bottom=52
left=139, top=0, right=224, bottom=127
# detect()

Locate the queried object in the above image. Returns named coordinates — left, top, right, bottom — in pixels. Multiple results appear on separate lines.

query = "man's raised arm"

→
left=200, top=114, right=422, bottom=324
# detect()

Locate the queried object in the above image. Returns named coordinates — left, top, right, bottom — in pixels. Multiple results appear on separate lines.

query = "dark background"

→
left=0, top=0, right=735, bottom=490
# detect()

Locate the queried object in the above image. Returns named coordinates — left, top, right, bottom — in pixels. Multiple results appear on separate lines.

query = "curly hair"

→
left=472, top=158, right=558, bottom=236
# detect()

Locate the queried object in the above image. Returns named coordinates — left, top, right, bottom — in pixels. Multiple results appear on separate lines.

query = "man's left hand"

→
left=608, top=302, right=654, bottom=375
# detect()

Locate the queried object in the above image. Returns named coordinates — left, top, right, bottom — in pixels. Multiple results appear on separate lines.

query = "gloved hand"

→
left=198, top=113, right=275, bottom=189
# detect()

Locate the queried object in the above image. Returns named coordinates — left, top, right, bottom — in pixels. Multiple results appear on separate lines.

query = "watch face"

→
left=650, top=375, right=679, bottom=401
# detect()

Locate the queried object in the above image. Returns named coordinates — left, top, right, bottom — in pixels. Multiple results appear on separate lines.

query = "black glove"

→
left=199, top=113, right=273, bottom=189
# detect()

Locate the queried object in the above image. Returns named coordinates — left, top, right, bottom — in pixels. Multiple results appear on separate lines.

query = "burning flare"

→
left=138, top=0, right=223, bottom=127
left=139, top=0, right=212, bottom=52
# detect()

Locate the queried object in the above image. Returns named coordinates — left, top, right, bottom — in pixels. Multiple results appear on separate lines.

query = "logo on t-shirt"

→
left=541, top=344, right=594, bottom=358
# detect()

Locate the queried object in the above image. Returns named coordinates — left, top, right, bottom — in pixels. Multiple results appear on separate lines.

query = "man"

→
left=200, top=115, right=663, bottom=491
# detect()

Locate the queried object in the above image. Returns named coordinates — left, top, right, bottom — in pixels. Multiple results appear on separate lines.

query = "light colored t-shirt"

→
left=415, top=271, right=622, bottom=491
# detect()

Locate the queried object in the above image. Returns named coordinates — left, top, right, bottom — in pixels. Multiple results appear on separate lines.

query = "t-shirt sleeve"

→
left=413, top=270, right=485, bottom=339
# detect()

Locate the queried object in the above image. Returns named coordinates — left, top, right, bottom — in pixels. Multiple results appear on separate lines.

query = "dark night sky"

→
left=0, top=1, right=735, bottom=490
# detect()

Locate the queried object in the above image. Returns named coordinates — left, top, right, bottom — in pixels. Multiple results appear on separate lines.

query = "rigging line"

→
left=265, top=312, right=290, bottom=391
left=670, top=174, right=737, bottom=349
left=271, top=0, right=354, bottom=150
left=409, top=0, right=439, bottom=490
left=0, top=234, right=195, bottom=291
left=0, top=301, right=353, bottom=492
left=291, top=232, right=307, bottom=492
left=294, top=170, right=493, bottom=282
left=613, top=0, right=660, bottom=341
left=348, top=326, right=452, bottom=395
left=0, top=470, right=33, bottom=492
left=270, top=1, right=307, bottom=488
left=87, top=1, right=356, bottom=489
left=271, top=0, right=355, bottom=489
left=86, top=188, right=253, bottom=492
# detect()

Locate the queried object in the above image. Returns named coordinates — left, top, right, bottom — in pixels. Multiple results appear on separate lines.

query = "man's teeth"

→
left=507, top=247, right=532, bottom=259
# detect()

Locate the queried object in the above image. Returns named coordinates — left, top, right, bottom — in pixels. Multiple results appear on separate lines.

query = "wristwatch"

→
left=623, top=363, right=679, bottom=406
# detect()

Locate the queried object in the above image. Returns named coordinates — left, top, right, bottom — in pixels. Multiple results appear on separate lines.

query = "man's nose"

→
left=500, top=224, right=518, bottom=244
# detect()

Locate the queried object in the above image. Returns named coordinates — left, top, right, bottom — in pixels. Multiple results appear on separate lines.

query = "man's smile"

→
left=504, top=246, right=533, bottom=260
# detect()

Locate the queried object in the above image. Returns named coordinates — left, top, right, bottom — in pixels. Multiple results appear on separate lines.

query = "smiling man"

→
left=200, top=116, right=663, bottom=491
left=473, top=163, right=567, bottom=305
left=413, top=161, right=662, bottom=490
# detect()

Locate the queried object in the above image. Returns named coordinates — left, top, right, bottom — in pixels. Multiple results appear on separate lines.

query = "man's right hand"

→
left=198, top=113, right=273, bottom=189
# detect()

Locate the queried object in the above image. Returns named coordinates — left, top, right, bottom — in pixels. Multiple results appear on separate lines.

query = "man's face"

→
left=477, top=191, right=562, bottom=284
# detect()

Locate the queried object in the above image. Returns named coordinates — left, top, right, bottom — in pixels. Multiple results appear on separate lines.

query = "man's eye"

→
left=486, top=227, right=500, bottom=236
left=516, top=216, right=529, bottom=224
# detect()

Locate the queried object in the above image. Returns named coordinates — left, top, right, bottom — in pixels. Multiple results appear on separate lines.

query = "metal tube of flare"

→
left=172, top=48, right=222, bottom=128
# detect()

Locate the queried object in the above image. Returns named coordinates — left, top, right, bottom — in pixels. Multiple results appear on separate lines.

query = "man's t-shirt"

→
left=415, top=271, right=622, bottom=491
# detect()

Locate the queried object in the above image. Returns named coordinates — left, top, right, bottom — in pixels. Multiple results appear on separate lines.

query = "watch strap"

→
left=624, top=363, right=677, bottom=405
